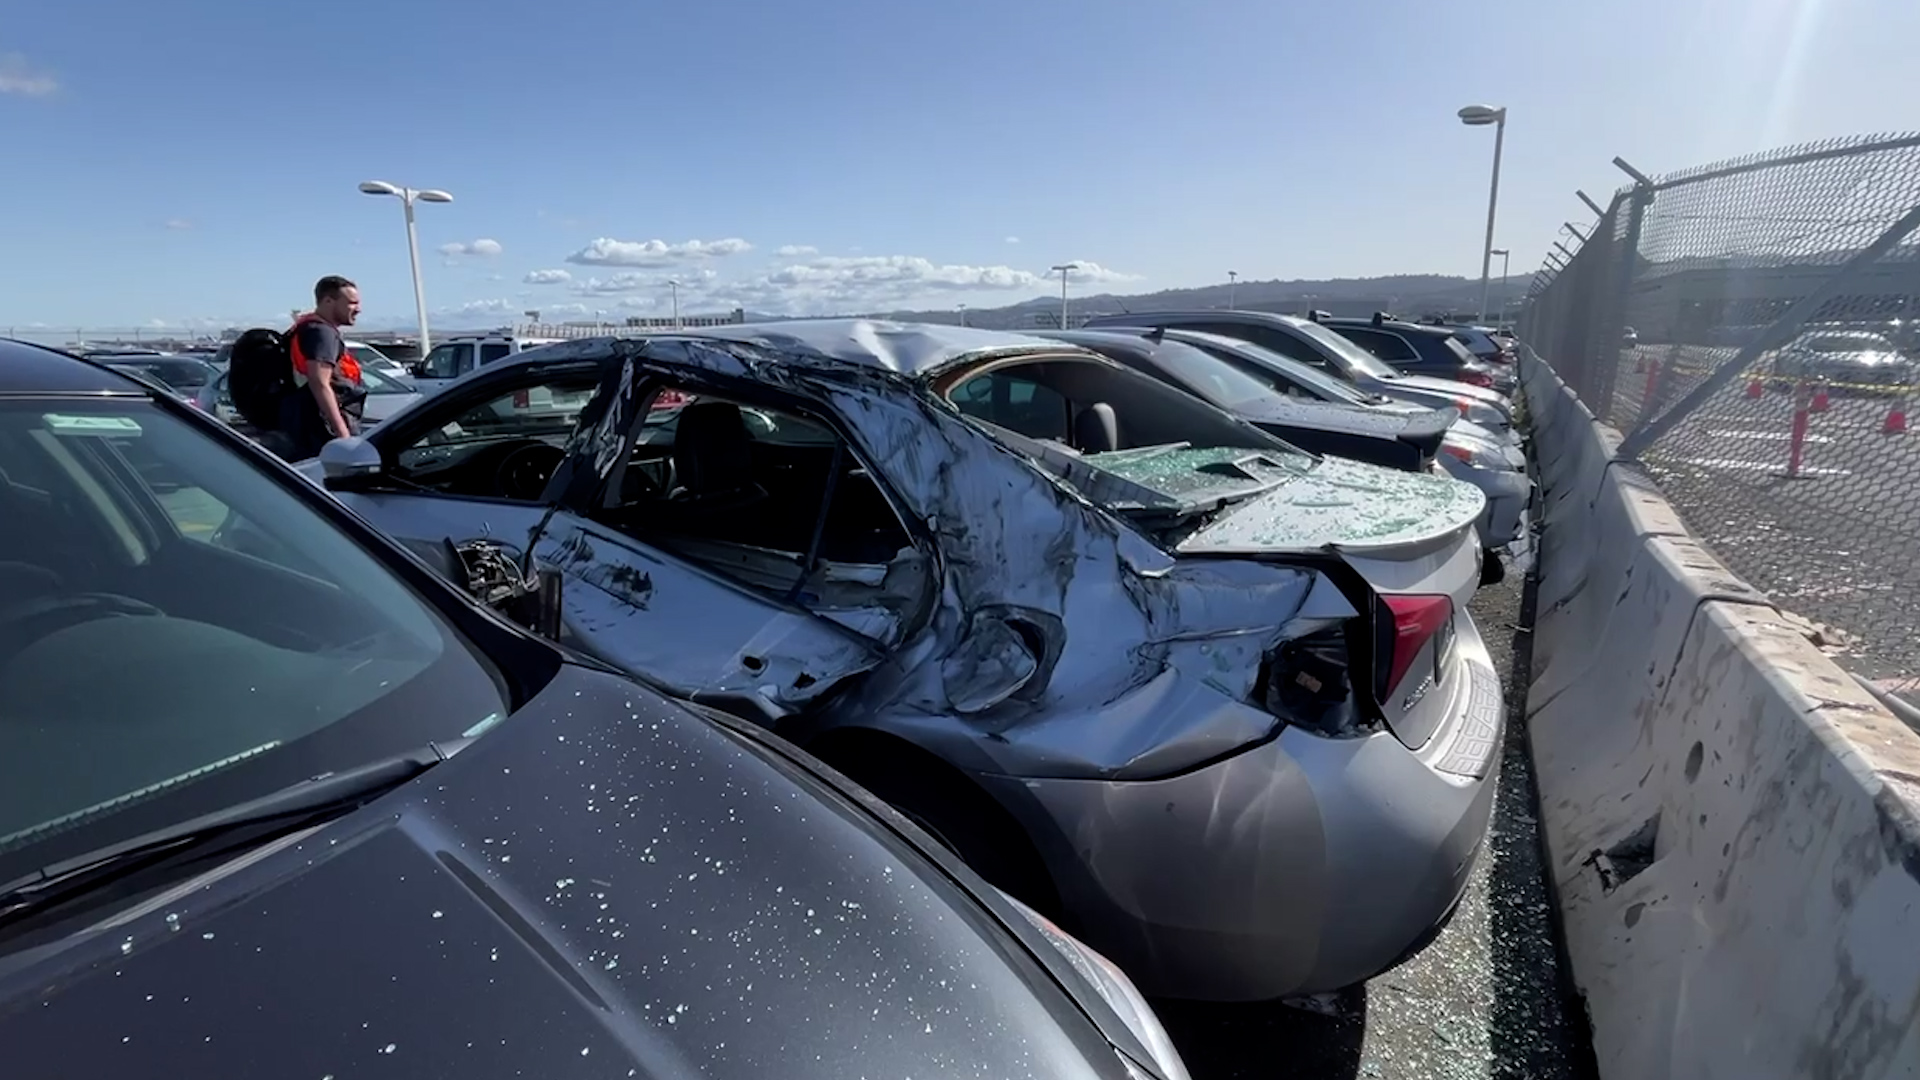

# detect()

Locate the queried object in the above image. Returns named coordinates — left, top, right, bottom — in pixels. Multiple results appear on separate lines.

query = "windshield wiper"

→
left=0, top=737, right=474, bottom=926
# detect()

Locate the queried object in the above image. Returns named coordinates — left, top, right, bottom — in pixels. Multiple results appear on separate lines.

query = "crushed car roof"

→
left=677, top=319, right=1079, bottom=377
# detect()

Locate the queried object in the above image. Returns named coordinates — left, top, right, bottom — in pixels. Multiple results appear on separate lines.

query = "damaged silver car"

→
left=297, top=320, right=1507, bottom=1002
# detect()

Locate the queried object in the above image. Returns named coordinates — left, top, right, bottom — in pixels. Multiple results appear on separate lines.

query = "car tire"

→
left=818, top=736, right=1063, bottom=919
left=1480, top=548, right=1507, bottom=587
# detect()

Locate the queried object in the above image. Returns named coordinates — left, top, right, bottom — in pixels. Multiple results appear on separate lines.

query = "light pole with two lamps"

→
left=357, top=180, right=453, bottom=354
left=1457, top=104, right=1507, bottom=324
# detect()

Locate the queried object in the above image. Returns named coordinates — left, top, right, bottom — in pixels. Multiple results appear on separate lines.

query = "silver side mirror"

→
left=317, top=436, right=383, bottom=490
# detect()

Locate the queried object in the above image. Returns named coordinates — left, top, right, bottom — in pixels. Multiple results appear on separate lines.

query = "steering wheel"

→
left=495, top=443, right=568, bottom=500
left=0, top=592, right=164, bottom=667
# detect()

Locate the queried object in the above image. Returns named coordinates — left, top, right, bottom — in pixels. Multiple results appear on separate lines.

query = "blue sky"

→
left=3, top=0, right=1917, bottom=333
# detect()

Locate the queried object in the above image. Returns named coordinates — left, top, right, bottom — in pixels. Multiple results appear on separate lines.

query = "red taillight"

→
left=1441, top=443, right=1474, bottom=463
left=512, top=389, right=531, bottom=408
left=1461, top=370, right=1494, bottom=388
left=1379, top=594, right=1453, bottom=695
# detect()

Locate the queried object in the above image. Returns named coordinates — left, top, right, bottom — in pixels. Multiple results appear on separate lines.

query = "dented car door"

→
left=531, top=367, right=930, bottom=721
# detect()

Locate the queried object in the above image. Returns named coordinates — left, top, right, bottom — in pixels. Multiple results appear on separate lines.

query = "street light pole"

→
left=668, top=280, right=681, bottom=329
left=1227, top=270, right=1238, bottom=309
left=358, top=180, right=453, bottom=355
left=1050, top=263, right=1079, bottom=329
left=1457, top=104, right=1508, bottom=324
left=1490, top=248, right=1511, bottom=325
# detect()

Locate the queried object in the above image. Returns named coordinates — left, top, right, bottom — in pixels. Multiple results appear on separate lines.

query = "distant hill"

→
left=870, top=273, right=1530, bottom=330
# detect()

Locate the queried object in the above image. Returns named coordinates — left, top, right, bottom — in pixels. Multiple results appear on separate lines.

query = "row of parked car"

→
left=0, top=308, right=1527, bottom=1078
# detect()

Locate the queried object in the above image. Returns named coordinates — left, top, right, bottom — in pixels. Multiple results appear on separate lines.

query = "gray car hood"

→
left=0, top=664, right=1133, bottom=1080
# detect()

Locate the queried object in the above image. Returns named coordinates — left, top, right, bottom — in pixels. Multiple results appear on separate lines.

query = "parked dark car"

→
left=1039, top=328, right=1454, bottom=472
left=1078, top=310, right=1517, bottom=438
left=0, top=338, right=1191, bottom=1080
left=98, top=355, right=222, bottom=397
left=1313, top=314, right=1505, bottom=391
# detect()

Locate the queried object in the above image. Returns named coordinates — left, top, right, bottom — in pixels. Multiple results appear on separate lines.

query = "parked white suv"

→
left=408, top=333, right=563, bottom=395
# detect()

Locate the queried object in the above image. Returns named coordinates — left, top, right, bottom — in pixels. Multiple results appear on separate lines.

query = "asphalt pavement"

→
left=1600, top=344, right=1920, bottom=700
left=1153, top=565, right=1598, bottom=1080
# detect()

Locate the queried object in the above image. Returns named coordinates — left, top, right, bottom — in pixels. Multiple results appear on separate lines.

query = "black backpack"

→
left=228, top=327, right=292, bottom=429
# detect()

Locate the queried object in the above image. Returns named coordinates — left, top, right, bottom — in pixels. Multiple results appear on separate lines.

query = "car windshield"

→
left=359, top=365, right=413, bottom=396
left=1288, top=320, right=1402, bottom=379
left=347, top=344, right=397, bottom=369
left=1442, top=336, right=1481, bottom=364
left=1145, top=340, right=1292, bottom=410
left=1801, top=332, right=1895, bottom=353
left=0, top=397, right=508, bottom=877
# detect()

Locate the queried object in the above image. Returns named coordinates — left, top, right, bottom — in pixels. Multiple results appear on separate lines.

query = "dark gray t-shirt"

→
left=292, top=320, right=366, bottom=423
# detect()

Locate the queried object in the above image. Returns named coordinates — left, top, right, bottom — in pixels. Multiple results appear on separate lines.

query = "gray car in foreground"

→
left=298, top=319, right=1505, bottom=1001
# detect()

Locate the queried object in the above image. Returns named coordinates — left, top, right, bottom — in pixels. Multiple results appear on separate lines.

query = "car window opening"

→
left=591, top=384, right=923, bottom=619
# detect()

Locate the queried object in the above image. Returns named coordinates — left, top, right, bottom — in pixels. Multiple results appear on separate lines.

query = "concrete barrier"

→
left=1521, top=349, right=1920, bottom=1080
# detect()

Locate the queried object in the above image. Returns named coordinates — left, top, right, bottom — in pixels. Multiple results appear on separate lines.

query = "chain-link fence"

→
left=1519, top=132, right=1920, bottom=706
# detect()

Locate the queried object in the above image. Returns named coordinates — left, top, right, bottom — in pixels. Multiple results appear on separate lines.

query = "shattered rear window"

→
left=1086, top=445, right=1314, bottom=503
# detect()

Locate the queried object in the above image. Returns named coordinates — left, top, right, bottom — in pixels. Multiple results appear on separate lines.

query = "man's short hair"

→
left=315, top=275, right=357, bottom=303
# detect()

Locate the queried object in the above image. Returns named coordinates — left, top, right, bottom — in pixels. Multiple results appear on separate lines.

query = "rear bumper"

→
left=977, top=616, right=1505, bottom=1001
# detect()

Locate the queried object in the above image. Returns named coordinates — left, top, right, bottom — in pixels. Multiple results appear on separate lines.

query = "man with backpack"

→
left=281, top=275, right=367, bottom=459
left=229, top=276, right=367, bottom=460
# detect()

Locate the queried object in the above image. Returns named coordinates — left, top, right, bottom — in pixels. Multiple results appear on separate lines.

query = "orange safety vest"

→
left=286, top=314, right=363, bottom=388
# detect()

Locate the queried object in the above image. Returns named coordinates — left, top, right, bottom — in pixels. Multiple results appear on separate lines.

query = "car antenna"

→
left=1144, top=325, right=1165, bottom=343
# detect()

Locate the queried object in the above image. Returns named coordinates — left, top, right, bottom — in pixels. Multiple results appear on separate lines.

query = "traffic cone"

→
left=1810, top=385, right=1831, bottom=413
left=1745, top=377, right=1764, bottom=399
left=1885, top=403, right=1908, bottom=435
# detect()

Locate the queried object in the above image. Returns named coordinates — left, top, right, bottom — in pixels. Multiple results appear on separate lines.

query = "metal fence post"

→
left=1593, top=161, right=1654, bottom=421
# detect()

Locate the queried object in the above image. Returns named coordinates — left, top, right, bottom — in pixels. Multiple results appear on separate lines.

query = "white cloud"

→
left=573, top=268, right=717, bottom=295
left=439, top=238, right=504, bottom=258
left=0, top=54, right=56, bottom=97
left=529, top=302, right=592, bottom=320
left=775, top=244, right=818, bottom=257
left=1004, top=236, right=1021, bottom=245
left=524, top=268, right=572, bottom=284
left=615, top=296, right=660, bottom=311
left=714, top=253, right=1055, bottom=315
left=1058, top=260, right=1142, bottom=285
left=441, top=298, right=518, bottom=318
left=165, top=218, right=193, bottom=231
left=565, top=237, right=753, bottom=267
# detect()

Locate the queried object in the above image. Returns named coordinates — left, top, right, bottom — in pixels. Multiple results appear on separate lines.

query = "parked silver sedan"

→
left=295, top=320, right=1506, bottom=1002
left=1769, top=329, right=1917, bottom=392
